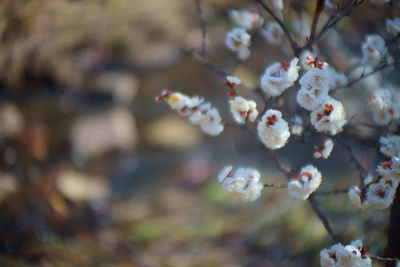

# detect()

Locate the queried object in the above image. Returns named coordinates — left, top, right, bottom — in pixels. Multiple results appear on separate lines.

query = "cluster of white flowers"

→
left=229, top=9, right=263, bottom=30
left=260, top=58, right=300, bottom=97
left=361, top=35, right=387, bottom=67
left=288, top=164, right=322, bottom=200
left=225, top=28, right=251, bottom=60
left=314, top=139, right=334, bottom=159
left=261, top=22, right=284, bottom=45
left=380, top=135, right=400, bottom=157
left=297, top=57, right=347, bottom=135
left=229, top=96, right=258, bottom=124
left=320, top=240, right=372, bottom=267
left=257, top=109, right=290, bottom=150
left=217, top=166, right=263, bottom=202
left=349, top=175, right=399, bottom=209
left=367, top=88, right=400, bottom=125
left=155, top=90, right=224, bottom=136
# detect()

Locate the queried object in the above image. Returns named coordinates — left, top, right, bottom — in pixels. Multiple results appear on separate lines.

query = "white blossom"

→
left=166, top=92, right=189, bottom=111
left=225, top=28, right=251, bottom=60
left=315, top=139, right=334, bottom=159
left=267, top=0, right=284, bottom=11
left=380, top=135, right=400, bottom=157
left=257, top=109, right=290, bottom=150
left=361, top=35, right=387, bottom=67
left=229, top=9, right=263, bottom=30
left=229, top=96, right=258, bottom=124
left=217, top=166, right=263, bottom=202
left=261, top=22, right=284, bottom=45
left=296, top=86, right=330, bottom=111
left=288, top=164, right=322, bottom=200
left=260, top=58, right=299, bottom=97
left=299, top=66, right=331, bottom=90
left=376, top=156, right=400, bottom=180
left=368, top=88, right=400, bottom=125
left=320, top=240, right=371, bottom=267
left=386, top=18, right=400, bottom=35
left=310, top=97, right=347, bottom=135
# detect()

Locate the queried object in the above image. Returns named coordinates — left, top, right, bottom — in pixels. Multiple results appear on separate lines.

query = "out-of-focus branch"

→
left=309, top=195, right=340, bottom=243
left=309, top=0, right=325, bottom=44
left=332, top=62, right=396, bottom=91
left=194, top=0, right=207, bottom=57
left=255, top=0, right=300, bottom=54
left=190, top=49, right=229, bottom=77
left=313, top=188, right=350, bottom=196
left=370, top=256, right=400, bottom=264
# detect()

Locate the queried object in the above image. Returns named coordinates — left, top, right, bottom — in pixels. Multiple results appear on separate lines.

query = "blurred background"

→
left=0, top=0, right=398, bottom=266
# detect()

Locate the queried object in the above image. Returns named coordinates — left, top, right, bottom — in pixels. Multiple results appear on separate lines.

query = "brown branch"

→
left=255, top=0, right=300, bottom=54
left=190, top=49, right=229, bottom=77
left=308, top=194, right=340, bottom=243
left=370, top=256, right=400, bottom=263
left=264, top=183, right=288, bottom=188
left=309, top=0, right=325, bottom=44
left=313, top=188, right=350, bottom=196
left=194, top=0, right=207, bottom=57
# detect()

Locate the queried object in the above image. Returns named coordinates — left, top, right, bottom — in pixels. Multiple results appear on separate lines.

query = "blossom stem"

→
left=309, top=0, right=325, bottom=45
left=313, top=188, right=350, bottom=196
left=370, top=256, right=400, bottom=263
left=263, top=183, right=288, bottom=189
left=308, top=195, right=340, bottom=243
left=194, top=0, right=207, bottom=57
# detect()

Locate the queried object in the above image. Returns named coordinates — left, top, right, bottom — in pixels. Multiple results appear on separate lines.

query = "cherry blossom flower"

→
left=229, top=96, right=258, bottom=124
left=310, top=97, right=347, bottom=135
left=261, top=22, right=284, bottom=45
left=320, top=240, right=372, bottom=267
left=288, top=164, right=322, bottom=200
left=260, top=58, right=299, bottom=97
left=229, top=9, right=263, bottom=30
left=217, top=166, right=263, bottom=202
left=380, top=135, right=400, bottom=158
left=361, top=35, right=387, bottom=67
left=225, top=28, right=251, bottom=60
left=314, top=139, right=334, bottom=159
left=376, top=156, right=400, bottom=180
left=386, top=18, right=400, bottom=35
left=368, top=88, right=400, bottom=125
left=257, top=109, right=290, bottom=150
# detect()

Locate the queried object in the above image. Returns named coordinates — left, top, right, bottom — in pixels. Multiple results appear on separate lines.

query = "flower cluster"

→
left=297, top=57, right=347, bottom=135
left=380, top=135, right=400, bottom=157
left=217, top=166, right=263, bottom=202
left=361, top=35, right=387, bottom=67
left=229, top=96, right=258, bottom=124
left=257, top=109, right=290, bottom=150
left=260, top=58, right=300, bottom=97
left=225, top=28, right=251, bottom=60
left=320, top=240, right=371, bottom=267
left=155, top=90, right=224, bottom=136
left=367, top=88, right=400, bottom=125
left=288, top=164, right=322, bottom=200
left=229, top=9, right=263, bottom=30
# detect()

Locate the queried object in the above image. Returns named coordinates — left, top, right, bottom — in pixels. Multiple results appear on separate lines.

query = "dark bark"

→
left=385, top=187, right=400, bottom=267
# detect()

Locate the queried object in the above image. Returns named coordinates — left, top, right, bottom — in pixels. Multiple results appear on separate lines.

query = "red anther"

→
left=388, top=108, right=394, bottom=115
left=385, top=179, right=393, bottom=186
left=155, top=89, right=171, bottom=102
left=303, top=172, right=313, bottom=180
left=328, top=253, right=337, bottom=261
left=227, top=89, right=237, bottom=98
left=316, top=113, right=323, bottom=121
left=306, top=56, right=315, bottom=65
left=316, top=61, right=324, bottom=69
left=376, top=188, right=386, bottom=198
left=381, top=160, right=392, bottom=169
left=266, top=114, right=277, bottom=126
left=239, top=110, right=249, bottom=118
left=323, top=104, right=334, bottom=116
left=360, top=246, right=369, bottom=258
left=280, top=60, right=289, bottom=71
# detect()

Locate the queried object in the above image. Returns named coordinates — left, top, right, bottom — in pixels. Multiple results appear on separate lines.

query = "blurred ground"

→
left=0, top=0, right=397, bottom=266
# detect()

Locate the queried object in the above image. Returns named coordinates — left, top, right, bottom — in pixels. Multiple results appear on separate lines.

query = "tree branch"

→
left=308, top=195, right=340, bottom=243
left=194, top=0, right=207, bottom=57
left=255, top=0, right=300, bottom=54
left=309, top=0, right=325, bottom=44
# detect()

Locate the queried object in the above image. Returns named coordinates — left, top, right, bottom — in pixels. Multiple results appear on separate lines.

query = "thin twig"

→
left=370, top=256, right=400, bottom=263
left=255, top=0, right=300, bottom=54
left=190, top=49, right=229, bottom=77
left=313, top=188, right=350, bottom=196
left=194, top=0, right=207, bottom=57
left=264, top=183, right=288, bottom=188
left=308, top=195, right=340, bottom=243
